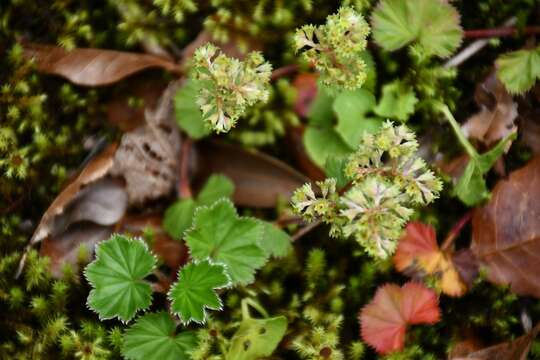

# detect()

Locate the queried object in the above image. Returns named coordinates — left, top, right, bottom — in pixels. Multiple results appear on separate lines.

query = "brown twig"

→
left=464, top=26, right=540, bottom=39
left=178, top=137, right=193, bottom=199
left=292, top=220, right=322, bottom=242
left=270, top=64, right=300, bottom=81
left=441, top=211, right=473, bottom=252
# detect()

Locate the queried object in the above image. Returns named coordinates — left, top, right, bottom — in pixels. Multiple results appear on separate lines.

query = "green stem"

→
left=439, top=104, right=478, bottom=159
left=241, top=298, right=269, bottom=319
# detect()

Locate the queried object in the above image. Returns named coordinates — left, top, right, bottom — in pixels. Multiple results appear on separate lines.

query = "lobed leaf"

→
left=372, top=0, right=463, bottom=58
left=496, top=46, right=540, bottom=94
left=168, top=260, right=230, bottom=324
left=360, top=282, right=440, bottom=354
left=227, top=316, right=288, bottom=360
left=85, top=234, right=157, bottom=322
left=122, top=312, right=197, bottom=360
left=185, top=199, right=267, bottom=285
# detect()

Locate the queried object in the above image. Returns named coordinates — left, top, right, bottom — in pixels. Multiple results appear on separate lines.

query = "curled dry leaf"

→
left=30, top=144, right=118, bottom=245
left=111, top=81, right=182, bottom=205
left=41, top=223, right=113, bottom=278
left=22, top=42, right=181, bottom=87
left=191, top=141, right=309, bottom=208
left=462, top=73, right=518, bottom=147
left=472, top=156, right=540, bottom=298
left=451, top=323, right=540, bottom=360
left=394, top=222, right=467, bottom=297
left=359, top=282, right=440, bottom=354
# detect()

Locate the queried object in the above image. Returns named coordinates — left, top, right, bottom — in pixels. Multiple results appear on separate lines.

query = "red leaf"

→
left=394, top=222, right=468, bottom=297
left=359, top=282, right=440, bottom=354
left=394, top=222, right=438, bottom=272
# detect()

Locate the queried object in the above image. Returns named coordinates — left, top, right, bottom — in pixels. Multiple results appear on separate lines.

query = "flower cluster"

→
left=193, top=43, right=272, bottom=133
left=293, top=7, right=370, bottom=91
left=292, top=121, right=442, bottom=258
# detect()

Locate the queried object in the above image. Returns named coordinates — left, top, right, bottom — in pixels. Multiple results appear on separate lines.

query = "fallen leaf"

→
left=192, top=141, right=309, bottom=208
left=394, top=222, right=467, bottom=297
left=462, top=73, right=518, bottom=147
left=472, top=155, right=540, bottom=298
left=359, top=282, right=440, bottom=354
left=106, top=75, right=167, bottom=131
left=451, top=323, right=540, bottom=360
left=40, top=223, right=112, bottom=278
left=110, top=81, right=182, bottom=205
left=23, top=42, right=181, bottom=87
left=285, top=125, right=326, bottom=181
left=30, top=144, right=118, bottom=245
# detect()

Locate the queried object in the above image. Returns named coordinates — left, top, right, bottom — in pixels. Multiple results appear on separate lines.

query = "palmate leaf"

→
left=372, top=0, right=463, bottom=58
left=122, top=312, right=197, bottom=360
left=496, top=46, right=540, bottom=94
left=84, top=234, right=157, bottom=322
left=185, top=199, right=267, bottom=285
left=374, top=80, right=418, bottom=122
left=163, top=174, right=234, bottom=239
left=168, top=260, right=230, bottom=324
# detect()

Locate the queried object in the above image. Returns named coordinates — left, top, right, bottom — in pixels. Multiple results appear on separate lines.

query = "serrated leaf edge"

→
left=83, top=234, right=158, bottom=324
left=184, top=198, right=269, bottom=285
left=167, top=258, right=232, bottom=325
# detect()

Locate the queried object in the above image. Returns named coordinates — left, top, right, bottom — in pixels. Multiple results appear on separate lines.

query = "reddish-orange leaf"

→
left=359, top=282, right=440, bottom=354
left=394, top=222, right=467, bottom=297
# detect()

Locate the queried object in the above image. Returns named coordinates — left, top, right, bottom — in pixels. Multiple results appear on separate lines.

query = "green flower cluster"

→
left=294, top=7, right=370, bottom=91
left=292, top=121, right=442, bottom=258
left=193, top=43, right=272, bottom=133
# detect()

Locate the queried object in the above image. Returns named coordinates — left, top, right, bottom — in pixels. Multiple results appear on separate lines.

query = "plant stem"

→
left=439, top=104, right=478, bottom=159
left=464, top=26, right=540, bottom=39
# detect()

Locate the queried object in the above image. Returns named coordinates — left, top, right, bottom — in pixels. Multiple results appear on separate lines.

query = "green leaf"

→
left=196, top=174, right=235, bottom=207
left=455, top=132, right=517, bottom=206
left=163, top=175, right=234, bottom=239
left=84, top=235, right=156, bottom=322
left=333, top=89, right=382, bottom=148
left=307, top=85, right=335, bottom=127
left=174, top=79, right=211, bottom=139
left=122, top=312, right=197, bottom=360
left=303, top=127, right=353, bottom=168
left=324, top=156, right=349, bottom=189
left=226, top=316, right=288, bottom=360
left=163, top=199, right=197, bottom=239
left=168, top=260, right=230, bottom=324
left=374, top=80, right=418, bottom=122
left=360, top=51, right=377, bottom=93
left=259, top=222, right=292, bottom=258
left=496, top=46, right=540, bottom=94
left=372, top=0, right=463, bottom=58
left=185, top=199, right=267, bottom=285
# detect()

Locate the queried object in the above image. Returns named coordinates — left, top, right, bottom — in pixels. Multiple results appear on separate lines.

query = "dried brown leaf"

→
left=463, top=73, right=518, bottom=146
left=451, top=323, right=540, bottom=360
left=472, top=156, right=540, bottom=298
left=23, top=42, right=181, bottom=86
left=111, top=81, right=182, bottom=204
left=191, top=141, right=309, bottom=208
left=106, top=76, right=167, bottom=131
left=40, top=224, right=112, bottom=278
left=30, top=144, right=118, bottom=245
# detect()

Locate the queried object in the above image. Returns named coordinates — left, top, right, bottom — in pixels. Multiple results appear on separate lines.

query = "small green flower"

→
left=294, top=7, right=370, bottom=91
left=192, top=43, right=272, bottom=133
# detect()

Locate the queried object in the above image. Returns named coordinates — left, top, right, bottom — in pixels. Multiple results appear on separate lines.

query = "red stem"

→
left=178, top=138, right=193, bottom=199
left=270, top=64, right=299, bottom=81
left=464, top=26, right=540, bottom=39
left=441, top=211, right=473, bottom=252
